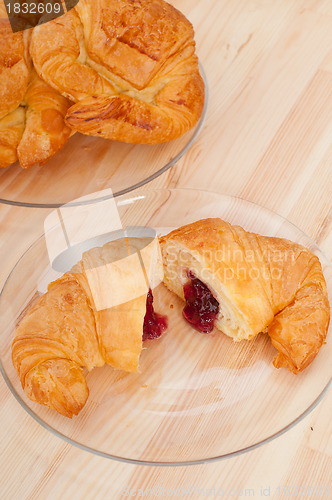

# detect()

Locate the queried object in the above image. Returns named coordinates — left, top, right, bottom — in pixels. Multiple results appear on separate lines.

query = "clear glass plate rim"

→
left=1, top=188, right=331, bottom=466
left=0, top=64, right=209, bottom=209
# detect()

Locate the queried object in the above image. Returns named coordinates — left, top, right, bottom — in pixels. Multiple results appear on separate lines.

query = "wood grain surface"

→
left=0, top=0, right=331, bottom=498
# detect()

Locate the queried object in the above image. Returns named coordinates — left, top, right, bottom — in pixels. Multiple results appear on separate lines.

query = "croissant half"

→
left=12, top=273, right=105, bottom=418
left=12, top=237, right=165, bottom=417
left=0, top=108, right=25, bottom=168
left=30, top=0, right=205, bottom=144
left=159, top=219, right=330, bottom=374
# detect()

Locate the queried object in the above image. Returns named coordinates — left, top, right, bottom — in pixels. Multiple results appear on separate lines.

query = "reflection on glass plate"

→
left=0, top=189, right=331, bottom=465
left=0, top=67, right=208, bottom=208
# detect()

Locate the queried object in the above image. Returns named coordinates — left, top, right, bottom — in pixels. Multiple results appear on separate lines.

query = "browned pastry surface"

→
left=159, top=218, right=330, bottom=374
left=0, top=11, right=30, bottom=120
left=30, top=0, right=205, bottom=144
left=12, top=273, right=104, bottom=418
left=0, top=69, right=73, bottom=169
left=12, top=237, right=161, bottom=417
left=0, top=3, right=73, bottom=169
left=0, top=108, right=25, bottom=168
left=1, top=0, right=204, bottom=168
left=17, top=70, right=73, bottom=169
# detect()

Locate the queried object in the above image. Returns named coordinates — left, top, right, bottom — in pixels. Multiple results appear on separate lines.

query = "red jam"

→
left=183, top=271, right=219, bottom=333
left=143, top=289, right=168, bottom=341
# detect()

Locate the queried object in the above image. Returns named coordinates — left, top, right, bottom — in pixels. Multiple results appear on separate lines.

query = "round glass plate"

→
left=0, top=188, right=331, bottom=465
left=0, top=69, right=208, bottom=209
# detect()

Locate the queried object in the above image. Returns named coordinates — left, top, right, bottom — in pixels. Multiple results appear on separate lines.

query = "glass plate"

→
left=0, top=68, right=208, bottom=208
left=0, top=188, right=331, bottom=465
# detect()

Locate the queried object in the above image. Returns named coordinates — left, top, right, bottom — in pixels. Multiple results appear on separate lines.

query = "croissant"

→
left=159, top=219, right=330, bottom=374
left=0, top=12, right=30, bottom=120
left=0, top=6, right=73, bottom=169
left=0, top=69, right=73, bottom=169
left=30, top=0, right=205, bottom=144
left=12, top=236, right=166, bottom=417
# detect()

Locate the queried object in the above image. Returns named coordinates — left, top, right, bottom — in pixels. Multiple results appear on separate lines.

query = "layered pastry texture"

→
left=0, top=5, right=73, bottom=169
left=12, top=236, right=167, bottom=417
left=30, top=0, right=205, bottom=144
left=159, top=218, right=330, bottom=374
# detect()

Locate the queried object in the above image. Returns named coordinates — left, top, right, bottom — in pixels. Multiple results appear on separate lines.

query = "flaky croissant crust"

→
left=30, top=0, right=205, bottom=144
left=12, top=237, right=152, bottom=418
left=12, top=273, right=105, bottom=418
left=0, top=4, right=73, bottom=169
left=159, top=218, right=330, bottom=374
left=1, top=0, right=204, bottom=169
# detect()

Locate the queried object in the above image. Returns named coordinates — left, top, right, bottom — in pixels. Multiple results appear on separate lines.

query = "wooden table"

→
left=0, top=0, right=331, bottom=497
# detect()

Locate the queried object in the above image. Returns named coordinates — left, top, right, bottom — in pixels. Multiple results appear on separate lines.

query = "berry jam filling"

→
left=183, top=271, right=219, bottom=333
left=143, top=288, right=168, bottom=341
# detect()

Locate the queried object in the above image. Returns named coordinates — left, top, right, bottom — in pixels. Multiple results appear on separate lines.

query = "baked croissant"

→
left=159, top=219, right=330, bottom=374
left=30, top=0, right=205, bottom=144
left=0, top=69, right=73, bottom=169
left=12, top=236, right=166, bottom=417
left=0, top=5, right=73, bottom=169
left=0, top=12, right=30, bottom=120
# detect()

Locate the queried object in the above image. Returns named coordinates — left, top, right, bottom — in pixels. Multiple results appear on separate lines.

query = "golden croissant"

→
left=30, top=0, right=205, bottom=144
left=0, top=12, right=30, bottom=120
left=12, top=237, right=166, bottom=417
left=0, top=7, right=73, bottom=169
left=0, top=70, right=73, bottom=169
left=159, top=219, right=330, bottom=374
